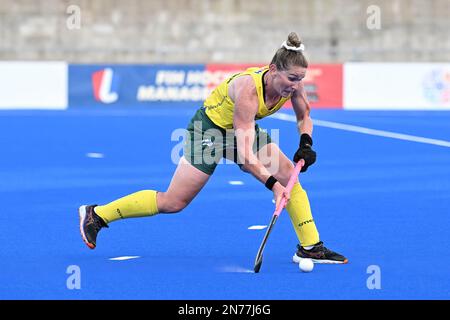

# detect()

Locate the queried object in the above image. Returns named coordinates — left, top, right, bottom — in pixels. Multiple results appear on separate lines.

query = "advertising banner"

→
left=69, top=63, right=343, bottom=109
left=69, top=64, right=207, bottom=108
left=302, top=64, right=343, bottom=108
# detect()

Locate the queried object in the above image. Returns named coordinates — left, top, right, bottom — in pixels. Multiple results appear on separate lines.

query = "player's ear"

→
left=269, top=63, right=277, bottom=73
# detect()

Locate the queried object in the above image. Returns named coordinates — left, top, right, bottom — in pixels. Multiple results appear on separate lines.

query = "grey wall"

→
left=0, top=0, right=448, bottom=63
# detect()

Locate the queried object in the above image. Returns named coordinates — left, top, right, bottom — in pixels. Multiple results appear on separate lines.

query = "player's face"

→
left=273, top=65, right=307, bottom=97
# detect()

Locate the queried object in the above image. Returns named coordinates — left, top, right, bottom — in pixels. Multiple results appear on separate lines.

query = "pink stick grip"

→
left=273, top=159, right=305, bottom=217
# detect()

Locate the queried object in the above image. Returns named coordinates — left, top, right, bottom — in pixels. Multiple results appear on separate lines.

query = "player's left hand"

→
left=293, top=134, right=316, bottom=172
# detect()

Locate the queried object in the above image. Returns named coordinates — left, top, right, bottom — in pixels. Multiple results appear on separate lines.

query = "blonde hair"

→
left=270, top=32, right=308, bottom=70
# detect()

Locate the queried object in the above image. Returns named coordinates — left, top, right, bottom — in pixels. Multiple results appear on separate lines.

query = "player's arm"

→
left=231, top=76, right=289, bottom=207
left=291, top=81, right=312, bottom=135
left=232, top=76, right=272, bottom=184
left=291, top=82, right=316, bottom=172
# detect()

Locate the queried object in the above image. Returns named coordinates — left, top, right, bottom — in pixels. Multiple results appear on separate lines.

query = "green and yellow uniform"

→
left=204, top=66, right=289, bottom=129
left=94, top=66, right=319, bottom=247
left=185, top=66, right=290, bottom=175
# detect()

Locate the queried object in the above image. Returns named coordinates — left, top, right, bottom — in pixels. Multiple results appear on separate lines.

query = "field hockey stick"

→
left=253, top=159, right=305, bottom=273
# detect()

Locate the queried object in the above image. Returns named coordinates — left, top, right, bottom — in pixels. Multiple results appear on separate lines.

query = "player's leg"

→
left=97, top=155, right=210, bottom=218
left=79, top=157, right=211, bottom=249
left=257, top=142, right=348, bottom=264
left=257, top=142, right=320, bottom=247
left=79, top=108, right=220, bottom=249
left=157, top=156, right=211, bottom=213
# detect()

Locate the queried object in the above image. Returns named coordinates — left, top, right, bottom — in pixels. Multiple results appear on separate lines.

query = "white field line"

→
left=248, top=225, right=268, bottom=230
left=270, top=113, right=450, bottom=148
left=109, top=256, right=141, bottom=261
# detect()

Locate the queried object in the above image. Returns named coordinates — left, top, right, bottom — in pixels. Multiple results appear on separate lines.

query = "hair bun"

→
left=286, top=32, right=302, bottom=48
left=271, top=31, right=308, bottom=69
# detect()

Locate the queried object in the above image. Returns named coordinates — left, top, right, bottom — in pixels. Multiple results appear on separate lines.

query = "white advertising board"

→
left=344, top=63, right=450, bottom=110
left=0, top=62, right=68, bottom=109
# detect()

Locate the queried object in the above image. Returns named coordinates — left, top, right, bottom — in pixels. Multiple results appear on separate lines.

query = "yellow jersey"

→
left=203, top=66, right=290, bottom=129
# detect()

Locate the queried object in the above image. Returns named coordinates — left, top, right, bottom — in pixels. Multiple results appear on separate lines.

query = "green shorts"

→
left=184, top=108, right=272, bottom=175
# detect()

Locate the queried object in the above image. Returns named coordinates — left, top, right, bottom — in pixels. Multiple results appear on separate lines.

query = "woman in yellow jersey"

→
left=79, top=32, right=347, bottom=264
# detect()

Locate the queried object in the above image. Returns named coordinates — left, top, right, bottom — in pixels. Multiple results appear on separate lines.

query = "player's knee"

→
left=158, top=192, right=190, bottom=213
left=165, top=199, right=189, bottom=213
left=240, top=164, right=251, bottom=173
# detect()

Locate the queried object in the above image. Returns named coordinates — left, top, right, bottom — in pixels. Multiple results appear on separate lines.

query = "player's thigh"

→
left=159, top=156, right=211, bottom=211
left=257, top=143, right=295, bottom=186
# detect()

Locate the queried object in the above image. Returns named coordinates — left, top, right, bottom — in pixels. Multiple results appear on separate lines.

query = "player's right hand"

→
left=272, top=182, right=290, bottom=210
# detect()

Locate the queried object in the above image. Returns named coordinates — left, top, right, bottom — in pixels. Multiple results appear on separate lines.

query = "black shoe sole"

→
left=292, top=254, right=348, bottom=264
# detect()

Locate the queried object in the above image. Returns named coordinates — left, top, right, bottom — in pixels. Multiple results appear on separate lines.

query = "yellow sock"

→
left=286, top=183, right=320, bottom=247
left=94, top=190, right=159, bottom=224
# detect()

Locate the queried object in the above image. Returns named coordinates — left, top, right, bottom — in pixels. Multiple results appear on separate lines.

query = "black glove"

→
left=293, top=134, right=316, bottom=172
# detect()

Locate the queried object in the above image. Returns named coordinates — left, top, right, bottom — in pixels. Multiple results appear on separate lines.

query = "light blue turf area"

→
left=0, top=107, right=449, bottom=299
